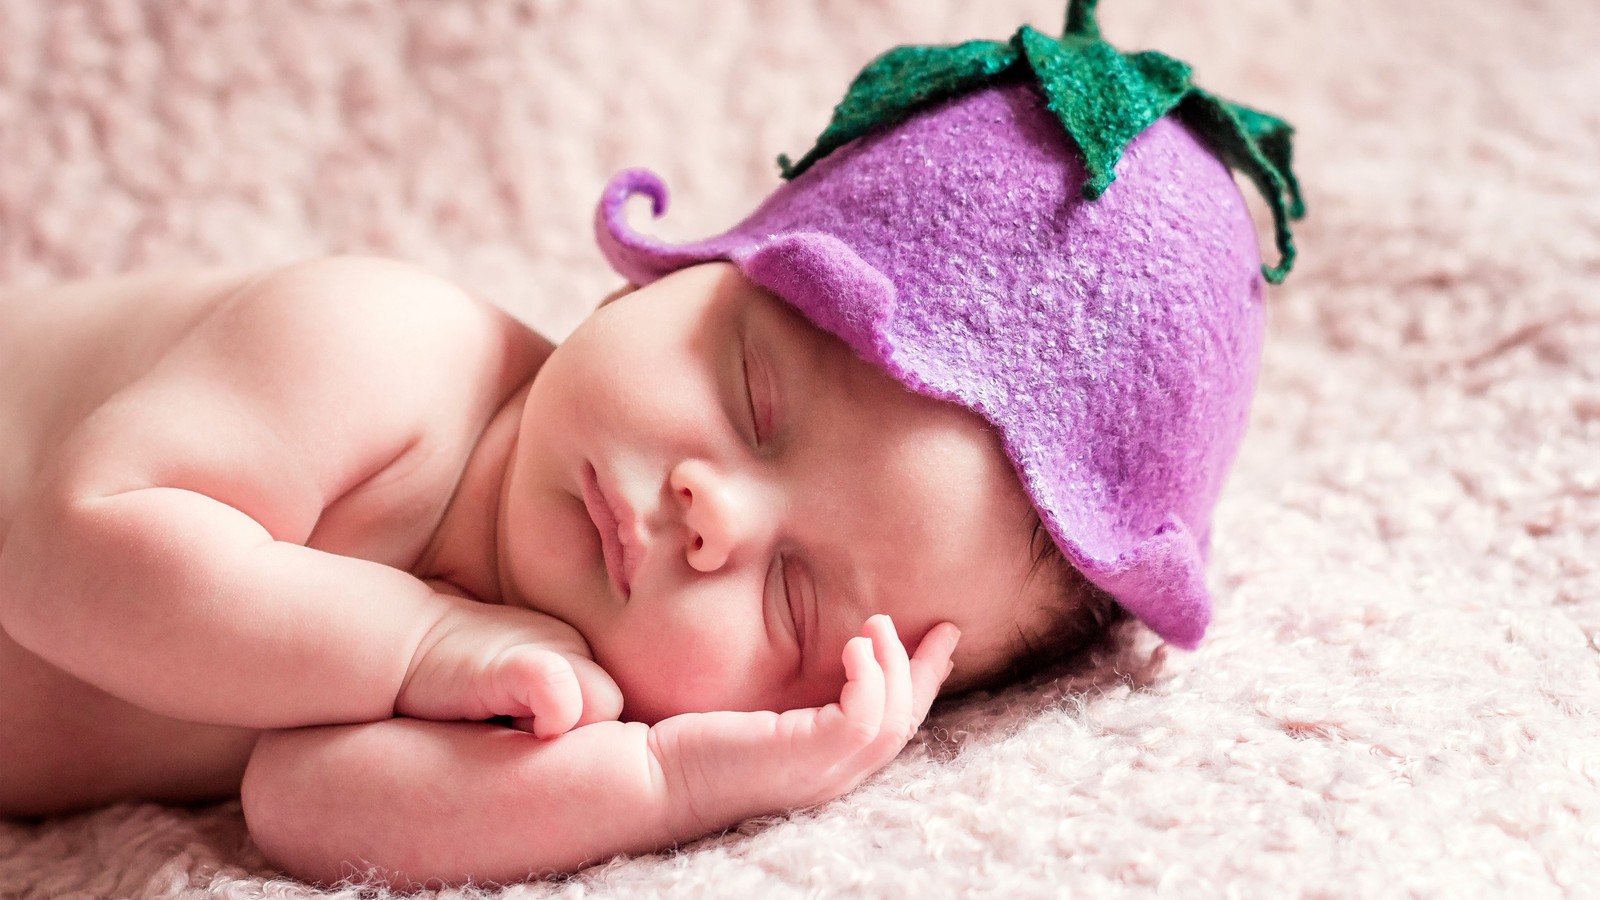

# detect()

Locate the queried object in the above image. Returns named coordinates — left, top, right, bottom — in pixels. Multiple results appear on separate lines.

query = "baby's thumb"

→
left=908, top=623, right=961, bottom=723
left=571, top=656, right=625, bottom=727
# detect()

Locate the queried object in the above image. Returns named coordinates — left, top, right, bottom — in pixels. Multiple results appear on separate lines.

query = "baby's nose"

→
left=668, top=459, right=768, bottom=573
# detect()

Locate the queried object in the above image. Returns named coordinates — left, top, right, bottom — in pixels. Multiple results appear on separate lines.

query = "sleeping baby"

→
left=0, top=1, right=1303, bottom=887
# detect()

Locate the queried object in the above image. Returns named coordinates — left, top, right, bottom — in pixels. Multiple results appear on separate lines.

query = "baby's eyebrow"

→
left=751, top=304, right=819, bottom=440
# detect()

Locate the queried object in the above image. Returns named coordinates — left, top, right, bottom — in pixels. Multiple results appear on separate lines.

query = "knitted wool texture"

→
left=596, top=83, right=1263, bottom=649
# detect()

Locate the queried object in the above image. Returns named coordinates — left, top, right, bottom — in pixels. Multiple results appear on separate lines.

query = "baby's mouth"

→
left=582, top=464, right=633, bottom=600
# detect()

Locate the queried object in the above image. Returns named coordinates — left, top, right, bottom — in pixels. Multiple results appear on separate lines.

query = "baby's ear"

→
left=598, top=283, right=638, bottom=308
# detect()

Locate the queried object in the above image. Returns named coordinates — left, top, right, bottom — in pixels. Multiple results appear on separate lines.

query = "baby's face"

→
left=498, top=263, right=1053, bottom=723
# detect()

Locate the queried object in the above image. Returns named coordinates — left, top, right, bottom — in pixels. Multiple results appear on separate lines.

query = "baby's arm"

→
left=244, top=616, right=957, bottom=888
left=0, top=258, right=599, bottom=733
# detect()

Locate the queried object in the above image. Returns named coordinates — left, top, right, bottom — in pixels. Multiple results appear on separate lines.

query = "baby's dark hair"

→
left=964, top=514, right=1128, bottom=694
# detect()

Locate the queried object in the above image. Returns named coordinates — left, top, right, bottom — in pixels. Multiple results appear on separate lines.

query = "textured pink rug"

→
left=3, top=1, right=1597, bottom=896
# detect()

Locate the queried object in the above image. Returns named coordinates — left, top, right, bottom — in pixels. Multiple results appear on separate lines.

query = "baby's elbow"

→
left=242, top=733, right=344, bottom=885
left=240, top=737, right=293, bottom=871
left=243, top=729, right=429, bottom=889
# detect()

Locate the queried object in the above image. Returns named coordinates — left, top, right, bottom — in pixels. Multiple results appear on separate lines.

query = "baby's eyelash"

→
left=741, top=341, right=765, bottom=445
left=779, top=554, right=804, bottom=655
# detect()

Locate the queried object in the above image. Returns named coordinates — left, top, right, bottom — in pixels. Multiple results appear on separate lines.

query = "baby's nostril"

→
left=693, top=536, right=704, bottom=551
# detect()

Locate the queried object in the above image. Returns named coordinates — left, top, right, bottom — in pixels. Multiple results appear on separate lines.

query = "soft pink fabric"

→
left=2, top=2, right=1596, bottom=897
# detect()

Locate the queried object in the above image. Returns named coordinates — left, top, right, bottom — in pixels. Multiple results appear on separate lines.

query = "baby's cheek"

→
left=607, top=625, right=769, bottom=721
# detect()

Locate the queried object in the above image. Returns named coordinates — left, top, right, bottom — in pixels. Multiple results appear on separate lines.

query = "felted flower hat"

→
left=594, top=0, right=1305, bottom=649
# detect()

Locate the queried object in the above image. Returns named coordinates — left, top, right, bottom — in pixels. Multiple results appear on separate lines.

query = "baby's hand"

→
left=396, top=592, right=623, bottom=738
left=645, top=615, right=960, bottom=831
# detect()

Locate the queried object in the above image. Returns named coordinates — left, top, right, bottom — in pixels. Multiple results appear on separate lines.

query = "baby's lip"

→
left=582, top=465, right=641, bottom=600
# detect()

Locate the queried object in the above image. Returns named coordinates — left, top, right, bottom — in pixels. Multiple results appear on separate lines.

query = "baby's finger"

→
left=836, top=634, right=884, bottom=744
left=570, top=656, right=624, bottom=727
left=866, top=615, right=915, bottom=745
left=497, top=648, right=582, bottom=739
left=907, top=622, right=961, bottom=725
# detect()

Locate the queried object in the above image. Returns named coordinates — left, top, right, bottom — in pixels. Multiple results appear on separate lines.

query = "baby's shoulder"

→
left=231, top=255, right=529, bottom=363
left=39, top=256, right=547, bottom=505
left=209, top=255, right=548, bottom=410
left=2, top=257, right=549, bottom=553
left=205, top=254, right=549, bottom=447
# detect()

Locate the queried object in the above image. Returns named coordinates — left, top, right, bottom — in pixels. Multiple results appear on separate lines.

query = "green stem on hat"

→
left=1064, top=0, right=1101, bottom=40
left=777, top=5, right=1307, bottom=283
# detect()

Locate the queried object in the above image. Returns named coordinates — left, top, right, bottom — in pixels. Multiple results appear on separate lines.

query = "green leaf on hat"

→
left=777, top=0, right=1307, bottom=283
left=777, top=39, right=1019, bottom=180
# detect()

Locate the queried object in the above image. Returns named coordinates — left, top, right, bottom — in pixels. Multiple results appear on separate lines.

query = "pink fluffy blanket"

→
left=3, top=1, right=1597, bottom=896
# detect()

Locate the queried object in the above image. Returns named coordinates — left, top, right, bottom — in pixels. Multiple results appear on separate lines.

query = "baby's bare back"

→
left=0, top=270, right=252, bottom=535
left=0, top=269, right=270, bottom=812
left=0, top=260, right=546, bottom=815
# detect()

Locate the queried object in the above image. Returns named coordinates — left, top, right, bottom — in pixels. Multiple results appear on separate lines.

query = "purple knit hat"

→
left=593, top=3, right=1303, bottom=649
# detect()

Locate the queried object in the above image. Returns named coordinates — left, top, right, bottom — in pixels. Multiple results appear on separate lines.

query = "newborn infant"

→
left=0, top=3, right=1303, bottom=887
left=0, top=257, right=1016, bottom=875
